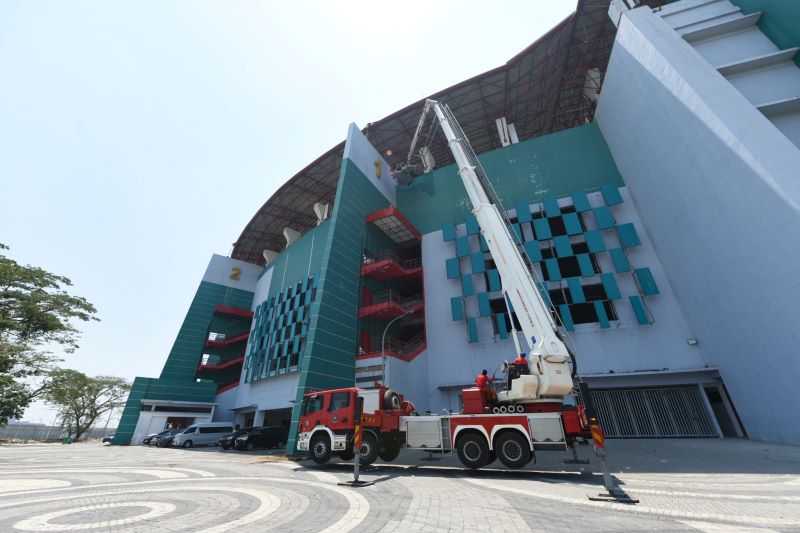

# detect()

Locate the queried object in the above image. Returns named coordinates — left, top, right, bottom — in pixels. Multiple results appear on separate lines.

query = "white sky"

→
left=0, top=0, right=577, bottom=423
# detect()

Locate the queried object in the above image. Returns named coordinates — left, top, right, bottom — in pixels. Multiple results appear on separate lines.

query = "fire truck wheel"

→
left=486, top=450, right=497, bottom=466
left=359, top=433, right=379, bottom=465
left=338, top=449, right=354, bottom=461
left=384, top=389, right=402, bottom=410
left=379, top=445, right=401, bottom=462
left=310, top=434, right=332, bottom=464
left=495, top=432, right=531, bottom=469
left=456, top=433, right=490, bottom=469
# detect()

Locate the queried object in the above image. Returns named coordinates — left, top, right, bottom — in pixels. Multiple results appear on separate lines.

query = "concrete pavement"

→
left=0, top=438, right=798, bottom=531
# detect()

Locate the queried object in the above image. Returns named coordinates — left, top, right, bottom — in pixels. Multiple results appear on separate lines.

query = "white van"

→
left=172, top=422, right=234, bottom=448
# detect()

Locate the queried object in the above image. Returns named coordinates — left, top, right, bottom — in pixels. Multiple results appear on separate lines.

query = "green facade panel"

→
left=396, top=123, right=625, bottom=234
left=287, top=158, right=391, bottom=454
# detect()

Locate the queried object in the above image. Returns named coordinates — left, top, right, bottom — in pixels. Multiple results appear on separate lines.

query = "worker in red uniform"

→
left=514, top=352, right=530, bottom=375
left=476, top=369, right=497, bottom=402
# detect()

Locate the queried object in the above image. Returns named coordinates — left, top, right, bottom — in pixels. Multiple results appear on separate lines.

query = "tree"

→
left=43, top=369, right=129, bottom=441
left=0, top=243, right=99, bottom=425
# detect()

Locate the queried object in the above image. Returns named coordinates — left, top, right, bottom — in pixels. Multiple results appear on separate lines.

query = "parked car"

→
left=102, top=435, right=114, bottom=445
left=143, top=429, right=174, bottom=446
left=218, top=427, right=253, bottom=450
left=155, top=428, right=182, bottom=447
left=172, top=422, right=235, bottom=448
left=234, top=426, right=288, bottom=451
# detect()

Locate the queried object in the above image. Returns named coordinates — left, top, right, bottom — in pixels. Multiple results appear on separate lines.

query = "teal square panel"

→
left=567, top=277, right=586, bottom=304
left=563, top=212, right=583, bottom=235
left=571, top=191, right=591, bottom=212
left=445, top=257, right=461, bottom=279
left=554, top=235, right=573, bottom=257
left=533, top=218, right=552, bottom=240
left=523, top=241, right=542, bottom=262
left=467, top=317, right=479, bottom=343
left=515, top=202, right=532, bottom=223
left=593, top=206, right=614, bottom=230
left=594, top=301, right=611, bottom=328
left=495, top=313, right=509, bottom=339
left=487, top=269, right=501, bottom=292
left=545, top=259, right=561, bottom=281
left=461, top=275, right=475, bottom=296
left=470, top=252, right=486, bottom=274
left=601, top=184, right=623, bottom=206
left=635, top=267, right=660, bottom=296
left=577, top=254, right=595, bottom=277
left=477, top=292, right=491, bottom=317
left=442, top=221, right=456, bottom=241
left=629, top=295, right=651, bottom=325
left=558, top=304, right=575, bottom=332
left=508, top=223, right=523, bottom=243
left=609, top=248, right=630, bottom=273
left=480, top=235, right=490, bottom=253
left=543, top=196, right=560, bottom=217
left=600, top=272, right=622, bottom=300
left=585, top=230, right=606, bottom=253
left=537, top=282, right=552, bottom=307
left=617, top=223, right=641, bottom=248
left=465, top=215, right=480, bottom=235
left=450, top=297, right=464, bottom=321
left=456, top=235, right=470, bottom=257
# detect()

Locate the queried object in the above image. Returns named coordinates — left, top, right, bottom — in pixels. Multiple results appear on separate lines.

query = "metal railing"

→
left=361, top=290, right=423, bottom=309
left=363, top=332, right=425, bottom=356
left=362, top=250, right=421, bottom=271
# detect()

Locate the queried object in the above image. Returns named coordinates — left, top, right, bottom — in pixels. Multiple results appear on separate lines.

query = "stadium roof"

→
left=232, top=0, right=623, bottom=266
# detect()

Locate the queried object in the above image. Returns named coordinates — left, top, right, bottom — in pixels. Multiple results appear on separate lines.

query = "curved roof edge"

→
left=232, top=0, right=617, bottom=266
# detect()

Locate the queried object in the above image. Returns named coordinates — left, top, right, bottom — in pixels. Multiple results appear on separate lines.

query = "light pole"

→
left=381, top=311, right=409, bottom=387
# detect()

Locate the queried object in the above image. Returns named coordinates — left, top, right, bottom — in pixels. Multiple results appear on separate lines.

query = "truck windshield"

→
left=303, top=395, right=323, bottom=415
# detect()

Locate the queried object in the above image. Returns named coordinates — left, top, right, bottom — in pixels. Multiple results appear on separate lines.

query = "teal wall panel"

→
left=543, top=196, right=560, bottom=217
left=600, top=272, right=622, bottom=300
left=477, top=292, right=491, bottom=317
left=467, top=317, right=479, bottom=343
left=445, top=257, right=460, bottom=279
left=558, top=305, right=575, bottom=332
left=567, top=278, right=586, bottom=304
left=571, top=191, right=591, bottom=212
left=396, top=122, right=625, bottom=234
left=629, top=296, right=652, bottom=325
left=470, top=252, right=486, bottom=274
left=563, top=213, right=583, bottom=235
left=523, top=241, right=542, bottom=262
left=451, top=297, right=464, bottom=321
left=487, top=269, right=502, bottom=292
left=495, top=313, right=509, bottom=339
left=593, top=206, right=615, bottom=230
left=456, top=235, right=471, bottom=257
left=594, top=301, right=611, bottom=329
left=617, top=223, right=641, bottom=248
left=442, top=221, right=456, bottom=241
left=533, top=218, right=552, bottom=240
left=461, top=274, right=475, bottom=296
left=554, top=235, right=573, bottom=257
left=515, top=202, right=532, bottom=223
left=577, top=254, right=595, bottom=277
left=465, top=215, right=481, bottom=235
left=585, top=230, right=606, bottom=253
left=287, top=158, right=391, bottom=453
left=635, top=267, right=660, bottom=296
left=609, top=248, right=630, bottom=273
left=545, top=258, right=562, bottom=281
left=601, top=184, right=623, bottom=206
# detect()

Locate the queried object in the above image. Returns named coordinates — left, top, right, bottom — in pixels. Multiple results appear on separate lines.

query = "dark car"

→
left=102, top=435, right=114, bottom=445
left=155, top=428, right=182, bottom=447
left=218, top=427, right=253, bottom=450
left=143, top=429, right=173, bottom=446
left=234, top=426, right=288, bottom=451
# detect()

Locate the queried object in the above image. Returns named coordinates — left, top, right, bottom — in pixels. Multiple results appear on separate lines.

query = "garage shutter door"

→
left=590, top=386, right=718, bottom=438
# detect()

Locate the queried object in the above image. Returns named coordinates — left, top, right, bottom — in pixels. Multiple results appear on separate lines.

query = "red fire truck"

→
left=296, top=384, right=591, bottom=469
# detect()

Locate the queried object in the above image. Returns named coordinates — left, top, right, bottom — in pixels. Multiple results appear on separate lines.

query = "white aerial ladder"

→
left=399, top=99, right=576, bottom=403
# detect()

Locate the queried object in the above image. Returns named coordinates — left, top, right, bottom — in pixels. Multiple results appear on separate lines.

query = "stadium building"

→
left=116, top=0, right=800, bottom=448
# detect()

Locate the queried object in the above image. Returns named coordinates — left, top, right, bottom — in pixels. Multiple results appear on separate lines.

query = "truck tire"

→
left=456, top=433, right=490, bottom=469
left=359, top=432, right=379, bottom=465
left=310, top=434, right=332, bottom=464
left=379, top=445, right=401, bottom=462
left=495, top=432, right=531, bottom=469
left=338, top=449, right=354, bottom=461
left=384, top=389, right=402, bottom=410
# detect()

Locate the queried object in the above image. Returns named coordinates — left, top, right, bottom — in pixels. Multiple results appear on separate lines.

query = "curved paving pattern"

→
left=0, top=440, right=798, bottom=532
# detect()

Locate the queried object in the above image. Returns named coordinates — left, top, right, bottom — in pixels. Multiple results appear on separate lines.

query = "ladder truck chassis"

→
left=296, top=386, right=591, bottom=470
